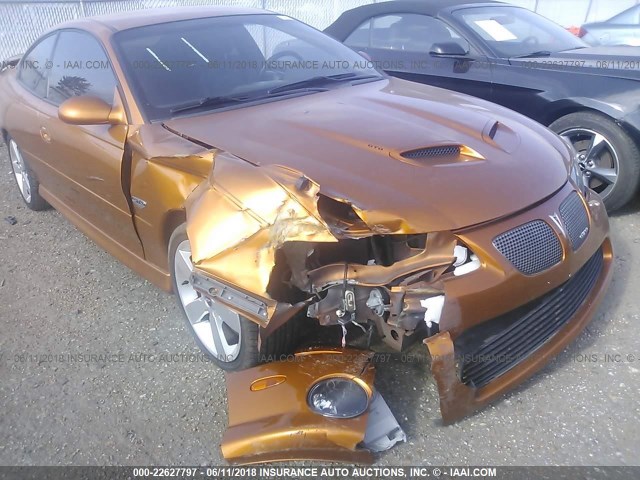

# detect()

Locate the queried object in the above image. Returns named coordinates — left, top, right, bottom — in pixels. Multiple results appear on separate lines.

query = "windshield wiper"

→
left=514, top=50, right=553, bottom=58
left=169, top=73, right=381, bottom=115
left=171, top=88, right=334, bottom=114
left=268, top=73, right=381, bottom=95
left=170, top=95, right=248, bottom=114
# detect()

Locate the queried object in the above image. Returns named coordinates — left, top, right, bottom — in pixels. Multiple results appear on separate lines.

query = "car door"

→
left=343, top=13, right=493, bottom=101
left=9, top=33, right=62, bottom=192
left=449, top=6, right=577, bottom=123
left=37, top=29, right=143, bottom=257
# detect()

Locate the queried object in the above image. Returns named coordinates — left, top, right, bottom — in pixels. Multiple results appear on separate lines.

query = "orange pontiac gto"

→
left=0, top=7, right=613, bottom=463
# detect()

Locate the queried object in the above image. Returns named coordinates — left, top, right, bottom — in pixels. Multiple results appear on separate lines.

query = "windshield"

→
left=453, top=6, right=587, bottom=58
left=114, top=14, right=381, bottom=121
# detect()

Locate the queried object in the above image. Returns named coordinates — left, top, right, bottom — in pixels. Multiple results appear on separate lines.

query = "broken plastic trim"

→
left=190, top=269, right=273, bottom=325
left=362, top=392, right=407, bottom=452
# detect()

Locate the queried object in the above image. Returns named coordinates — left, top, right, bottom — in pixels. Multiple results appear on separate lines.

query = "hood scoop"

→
left=394, top=144, right=484, bottom=166
left=401, top=145, right=461, bottom=160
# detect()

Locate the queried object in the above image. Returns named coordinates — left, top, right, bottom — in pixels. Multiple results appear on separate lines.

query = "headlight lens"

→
left=307, top=377, right=370, bottom=418
left=561, top=136, right=588, bottom=196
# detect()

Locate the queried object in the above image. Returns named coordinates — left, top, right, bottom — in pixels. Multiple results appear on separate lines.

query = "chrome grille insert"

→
left=560, top=192, right=589, bottom=251
left=493, top=221, right=562, bottom=275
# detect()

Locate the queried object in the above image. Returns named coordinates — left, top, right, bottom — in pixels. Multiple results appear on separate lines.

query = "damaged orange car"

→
left=0, top=6, right=613, bottom=463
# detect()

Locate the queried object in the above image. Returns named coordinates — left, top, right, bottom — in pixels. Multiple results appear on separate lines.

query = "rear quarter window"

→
left=18, top=33, right=57, bottom=98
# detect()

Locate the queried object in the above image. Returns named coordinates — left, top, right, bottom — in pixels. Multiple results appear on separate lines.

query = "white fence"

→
left=0, top=0, right=638, bottom=60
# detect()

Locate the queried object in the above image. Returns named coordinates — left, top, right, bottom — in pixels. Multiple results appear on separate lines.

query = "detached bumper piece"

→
left=221, top=349, right=405, bottom=464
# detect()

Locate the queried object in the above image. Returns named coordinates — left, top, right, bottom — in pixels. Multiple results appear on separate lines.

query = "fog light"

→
left=307, top=377, right=370, bottom=418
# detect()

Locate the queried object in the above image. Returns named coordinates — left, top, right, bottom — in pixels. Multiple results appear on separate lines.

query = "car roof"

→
left=325, top=0, right=506, bottom=39
left=49, top=6, right=272, bottom=33
left=350, top=0, right=504, bottom=16
left=609, top=3, right=640, bottom=22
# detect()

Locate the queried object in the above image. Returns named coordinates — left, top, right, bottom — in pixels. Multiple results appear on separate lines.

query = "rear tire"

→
left=7, top=136, right=48, bottom=211
left=550, top=111, right=640, bottom=212
left=169, top=224, right=299, bottom=371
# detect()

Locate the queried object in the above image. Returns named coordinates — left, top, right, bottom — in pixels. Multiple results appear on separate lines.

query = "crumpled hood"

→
left=165, top=77, right=569, bottom=232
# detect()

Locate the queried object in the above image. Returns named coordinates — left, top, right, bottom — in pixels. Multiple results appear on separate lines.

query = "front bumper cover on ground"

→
left=222, top=349, right=405, bottom=464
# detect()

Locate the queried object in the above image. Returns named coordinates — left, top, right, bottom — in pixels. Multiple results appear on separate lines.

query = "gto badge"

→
left=131, top=196, right=147, bottom=209
left=579, top=226, right=589, bottom=240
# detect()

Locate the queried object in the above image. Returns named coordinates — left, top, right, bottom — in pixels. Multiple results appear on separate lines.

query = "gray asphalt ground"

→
left=0, top=145, right=639, bottom=467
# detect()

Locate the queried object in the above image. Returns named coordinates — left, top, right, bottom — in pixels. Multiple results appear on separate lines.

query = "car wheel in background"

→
left=169, top=224, right=298, bottom=371
left=7, top=136, right=49, bottom=211
left=550, top=112, right=640, bottom=212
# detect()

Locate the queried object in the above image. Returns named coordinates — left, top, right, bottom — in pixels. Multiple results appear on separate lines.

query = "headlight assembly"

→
left=307, top=377, right=370, bottom=418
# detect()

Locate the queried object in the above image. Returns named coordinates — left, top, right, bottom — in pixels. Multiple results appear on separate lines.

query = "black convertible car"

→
left=326, top=0, right=640, bottom=210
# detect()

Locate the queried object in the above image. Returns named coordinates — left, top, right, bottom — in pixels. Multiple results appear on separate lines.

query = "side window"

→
left=18, top=34, right=57, bottom=98
left=47, top=31, right=116, bottom=105
left=345, top=14, right=466, bottom=53
left=344, top=19, right=376, bottom=49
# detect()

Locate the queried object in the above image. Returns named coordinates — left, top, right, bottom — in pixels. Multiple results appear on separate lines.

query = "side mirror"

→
left=58, top=96, right=123, bottom=125
left=429, top=41, right=469, bottom=57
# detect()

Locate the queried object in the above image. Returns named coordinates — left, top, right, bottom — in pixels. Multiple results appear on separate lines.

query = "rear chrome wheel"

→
left=6, top=137, right=48, bottom=211
left=173, top=240, right=243, bottom=364
left=9, top=139, right=32, bottom=203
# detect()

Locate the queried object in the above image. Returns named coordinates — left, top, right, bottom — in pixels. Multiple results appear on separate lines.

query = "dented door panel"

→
left=127, top=124, right=214, bottom=278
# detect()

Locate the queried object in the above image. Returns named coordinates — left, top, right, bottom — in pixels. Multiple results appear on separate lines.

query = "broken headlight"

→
left=307, top=377, right=370, bottom=418
left=561, top=136, right=588, bottom=196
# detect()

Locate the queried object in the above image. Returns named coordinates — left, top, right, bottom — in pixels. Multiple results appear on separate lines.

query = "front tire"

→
left=7, top=136, right=48, bottom=211
left=550, top=112, right=640, bottom=212
left=169, top=224, right=298, bottom=371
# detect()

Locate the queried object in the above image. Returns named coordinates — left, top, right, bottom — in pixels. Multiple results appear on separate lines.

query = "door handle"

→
left=40, top=126, right=52, bottom=143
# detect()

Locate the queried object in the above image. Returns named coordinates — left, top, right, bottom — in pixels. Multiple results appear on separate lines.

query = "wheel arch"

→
left=163, top=209, right=187, bottom=262
left=544, top=101, right=640, bottom=150
left=547, top=103, right=640, bottom=211
left=543, top=101, right=616, bottom=128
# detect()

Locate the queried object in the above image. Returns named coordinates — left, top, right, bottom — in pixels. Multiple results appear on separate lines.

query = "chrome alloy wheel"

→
left=9, top=139, right=32, bottom=203
left=173, top=240, right=242, bottom=363
left=560, top=128, right=619, bottom=199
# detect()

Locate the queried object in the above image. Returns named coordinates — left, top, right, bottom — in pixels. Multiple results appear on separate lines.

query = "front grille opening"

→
left=560, top=191, right=590, bottom=251
left=493, top=220, right=563, bottom=275
left=401, top=145, right=461, bottom=160
left=455, top=248, right=604, bottom=389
